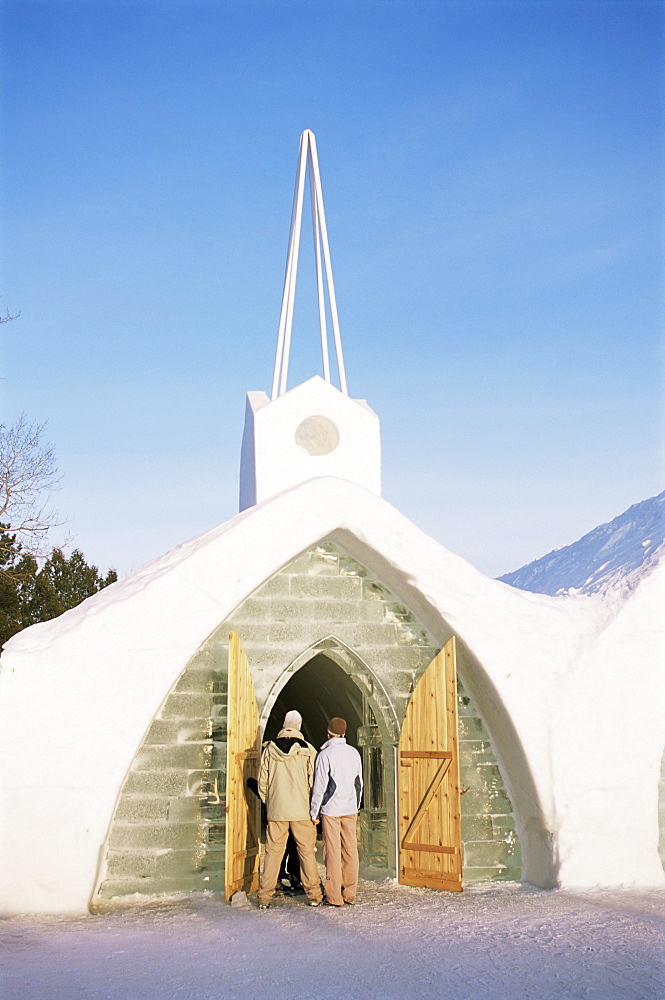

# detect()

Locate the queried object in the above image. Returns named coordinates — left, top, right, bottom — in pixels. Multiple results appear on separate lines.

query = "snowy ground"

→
left=2, top=880, right=663, bottom=1000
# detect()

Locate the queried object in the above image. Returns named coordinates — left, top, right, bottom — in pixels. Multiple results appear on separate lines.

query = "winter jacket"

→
left=257, top=727, right=317, bottom=822
left=310, top=737, right=363, bottom=819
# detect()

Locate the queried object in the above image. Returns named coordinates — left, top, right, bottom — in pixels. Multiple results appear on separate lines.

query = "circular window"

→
left=294, top=415, right=340, bottom=456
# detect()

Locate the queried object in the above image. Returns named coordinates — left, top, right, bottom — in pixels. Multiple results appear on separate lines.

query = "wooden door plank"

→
left=402, top=844, right=458, bottom=854
left=397, top=636, right=463, bottom=892
left=401, top=872, right=463, bottom=892
left=224, top=631, right=261, bottom=901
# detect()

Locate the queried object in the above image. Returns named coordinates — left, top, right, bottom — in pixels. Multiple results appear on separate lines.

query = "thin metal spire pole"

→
left=272, top=154, right=300, bottom=399
left=308, top=132, right=347, bottom=395
left=278, top=134, right=309, bottom=397
left=272, top=132, right=308, bottom=399
left=272, top=238, right=295, bottom=399
left=309, top=143, right=331, bottom=383
left=272, top=133, right=307, bottom=398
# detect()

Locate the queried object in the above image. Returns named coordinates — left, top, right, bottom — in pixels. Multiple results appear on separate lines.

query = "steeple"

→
left=239, top=130, right=381, bottom=511
left=272, top=128, right=347, bottom=399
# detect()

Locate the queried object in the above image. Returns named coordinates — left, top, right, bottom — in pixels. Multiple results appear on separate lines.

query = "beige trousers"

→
left=258, top=820, right=323, bottom=906
left=321, top=813, right=359, bottom=906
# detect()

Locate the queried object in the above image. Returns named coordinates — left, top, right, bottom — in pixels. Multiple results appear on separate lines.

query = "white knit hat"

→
left=283, top=710, right=302, bottom=730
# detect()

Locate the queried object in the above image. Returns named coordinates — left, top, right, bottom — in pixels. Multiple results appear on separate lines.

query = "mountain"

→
left=498, top=490, right=665, bottom=597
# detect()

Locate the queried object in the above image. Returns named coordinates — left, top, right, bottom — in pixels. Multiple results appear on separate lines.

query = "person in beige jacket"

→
left=257, top=710, right=323, bottom=908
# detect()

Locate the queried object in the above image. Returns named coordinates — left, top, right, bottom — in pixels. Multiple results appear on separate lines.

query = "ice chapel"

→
left=1, top=131, right=663, bottom=915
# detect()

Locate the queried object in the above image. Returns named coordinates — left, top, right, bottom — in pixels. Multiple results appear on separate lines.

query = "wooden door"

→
left=398, top=636, right=463, bottom=891
left=224, top=631, right=261, bottom=900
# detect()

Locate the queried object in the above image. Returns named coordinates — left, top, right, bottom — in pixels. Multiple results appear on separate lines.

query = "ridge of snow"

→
left=498, top=490, right=665, bottom=597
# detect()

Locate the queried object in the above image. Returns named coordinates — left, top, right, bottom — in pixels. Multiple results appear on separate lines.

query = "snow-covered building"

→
left=0, top=132, right=663, bottom=915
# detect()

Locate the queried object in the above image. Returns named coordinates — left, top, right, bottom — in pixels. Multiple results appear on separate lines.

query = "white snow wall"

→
left=0, top=477, right=663, bottom=915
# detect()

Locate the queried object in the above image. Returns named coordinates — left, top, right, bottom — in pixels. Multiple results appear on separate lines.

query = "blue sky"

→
left=1, top=0, right=662, bottom=578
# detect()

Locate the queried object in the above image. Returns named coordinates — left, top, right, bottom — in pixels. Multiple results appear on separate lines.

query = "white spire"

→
left=271, top=129, right=348, bottom=400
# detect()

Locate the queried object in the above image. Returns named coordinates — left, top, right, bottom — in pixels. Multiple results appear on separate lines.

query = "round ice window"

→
left=294, top=415, right=340, bottom=456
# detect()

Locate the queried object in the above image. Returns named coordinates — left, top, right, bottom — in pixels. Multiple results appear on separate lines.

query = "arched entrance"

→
left=94, top=540, right=527, bottom=905
left=264, top=651, right=392, bottom=873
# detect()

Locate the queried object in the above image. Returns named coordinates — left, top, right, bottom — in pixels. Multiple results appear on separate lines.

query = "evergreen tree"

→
left=32, top=548, right=117, bottom=623
left=0, top=530, right=117, bottom=647
left=0, top=528, right=38, bottom=646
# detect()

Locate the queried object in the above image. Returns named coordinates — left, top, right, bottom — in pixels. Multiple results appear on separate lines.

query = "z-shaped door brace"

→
left=400, top=751, right=455, bottom=854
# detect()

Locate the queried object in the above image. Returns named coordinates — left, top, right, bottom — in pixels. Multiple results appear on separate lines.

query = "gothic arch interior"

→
left=265, top=654, right=363, bottom=748
left=265, top=652, right=390, bottom=871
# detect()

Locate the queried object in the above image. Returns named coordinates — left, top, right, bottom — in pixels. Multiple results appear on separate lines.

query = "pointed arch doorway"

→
left=261, top=637, right=463, bottom=888
left=95, top=544, right=523, bottom=905
left=264, top=651, right=392, bottom=873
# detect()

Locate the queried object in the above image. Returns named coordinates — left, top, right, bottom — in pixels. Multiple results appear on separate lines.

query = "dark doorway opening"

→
left=265, top=654, right=362, bottom=748
left=264, top=654, right=389, bottom=871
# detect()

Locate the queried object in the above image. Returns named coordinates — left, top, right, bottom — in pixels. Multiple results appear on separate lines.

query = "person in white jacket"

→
left=310, top=716, right=363, bottom=906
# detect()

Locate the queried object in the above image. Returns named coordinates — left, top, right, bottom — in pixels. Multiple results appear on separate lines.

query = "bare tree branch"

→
left=0, top=299, right=19, bottom=324
left=0, top=414, right=63, bottom=558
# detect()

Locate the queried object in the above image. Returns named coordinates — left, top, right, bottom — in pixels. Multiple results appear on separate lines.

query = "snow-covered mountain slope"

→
left=498, top=490, right=665, bottom=596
